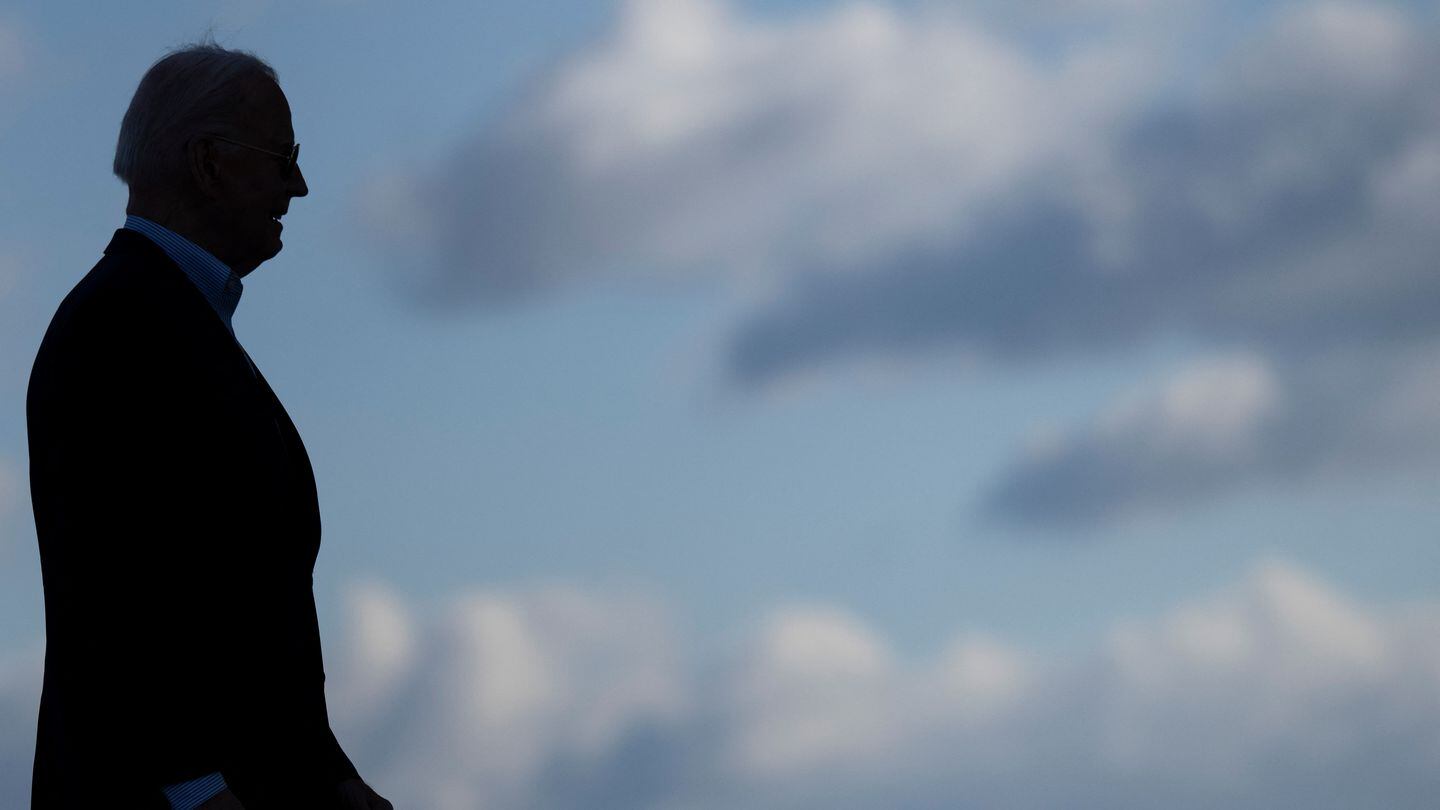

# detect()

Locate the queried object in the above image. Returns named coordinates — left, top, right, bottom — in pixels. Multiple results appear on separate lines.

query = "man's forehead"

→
left=268, top=122, right=296, bottom=147
left=233, top=77, right=295, bottom=145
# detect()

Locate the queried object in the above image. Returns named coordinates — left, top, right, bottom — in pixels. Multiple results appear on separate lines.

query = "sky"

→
left=3, top=0, right=1440, bottom=807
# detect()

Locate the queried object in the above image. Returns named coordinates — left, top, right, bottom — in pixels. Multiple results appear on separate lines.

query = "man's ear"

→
left=186, top=135, right=225, bottom=201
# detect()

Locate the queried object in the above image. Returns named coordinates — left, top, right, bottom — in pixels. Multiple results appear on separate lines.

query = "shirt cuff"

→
left=162, top=771, right=227, bottom=810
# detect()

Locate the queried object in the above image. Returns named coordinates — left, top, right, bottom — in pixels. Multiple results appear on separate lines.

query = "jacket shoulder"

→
left=28, top=231, right=195, bottom=399
left=58, top=230, right=184, bottom=324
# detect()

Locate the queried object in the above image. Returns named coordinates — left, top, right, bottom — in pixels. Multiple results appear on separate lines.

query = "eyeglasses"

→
left=207, top=134, right=301, bottom=178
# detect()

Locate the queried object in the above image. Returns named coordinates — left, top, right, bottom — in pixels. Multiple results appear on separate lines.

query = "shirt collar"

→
left=123, top=215, right=243, bottom=334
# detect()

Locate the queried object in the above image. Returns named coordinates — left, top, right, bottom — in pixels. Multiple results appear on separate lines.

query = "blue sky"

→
left=3, top=0, right=1440, bottom=807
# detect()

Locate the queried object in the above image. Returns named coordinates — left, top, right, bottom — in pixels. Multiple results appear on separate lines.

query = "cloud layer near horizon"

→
left=316, top=563, right=1440, bottom=808
left=361, top=0, right=1440, bottom=526
left=2, top=562, right=1437, bottom=807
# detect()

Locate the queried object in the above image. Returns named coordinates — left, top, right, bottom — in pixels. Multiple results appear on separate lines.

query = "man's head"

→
left=115, top=41, right=308, bottom=277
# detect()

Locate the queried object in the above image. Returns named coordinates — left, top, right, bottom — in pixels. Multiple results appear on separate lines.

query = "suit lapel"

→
left=245, top=349, right=323, bottom=534
left=104, top=229, right=259, bottom=392
left=104, top=228, right=322, bottom=539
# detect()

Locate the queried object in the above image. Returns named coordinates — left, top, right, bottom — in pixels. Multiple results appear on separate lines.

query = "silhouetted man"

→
left=27, top=42, right=392, bottom=810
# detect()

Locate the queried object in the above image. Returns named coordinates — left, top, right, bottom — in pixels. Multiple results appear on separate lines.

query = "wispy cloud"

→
left=309, top=563, right=1440, bottom=809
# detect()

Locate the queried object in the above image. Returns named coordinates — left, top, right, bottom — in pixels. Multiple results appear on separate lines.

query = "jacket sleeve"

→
left=300, top=584, right=360, bottom=787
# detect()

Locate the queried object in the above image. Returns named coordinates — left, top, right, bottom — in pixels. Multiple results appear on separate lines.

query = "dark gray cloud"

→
left=972, top=3, right=1440, bottom=523
left=730, top=1, right=1440, bottom=523
left=733, top=2, right=1440, bottom=382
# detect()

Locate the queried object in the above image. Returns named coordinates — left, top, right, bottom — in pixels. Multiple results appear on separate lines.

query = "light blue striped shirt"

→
left=122, top=215, right=238, bottom=810
left=160, top=772, right=227, bottom=810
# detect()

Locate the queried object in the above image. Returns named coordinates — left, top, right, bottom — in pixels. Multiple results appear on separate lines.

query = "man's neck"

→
left=126, top=196, right=247, bottom=277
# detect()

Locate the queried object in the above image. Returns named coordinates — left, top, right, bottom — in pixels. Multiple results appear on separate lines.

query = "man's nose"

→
left=290, top=164, right=309, bottom=198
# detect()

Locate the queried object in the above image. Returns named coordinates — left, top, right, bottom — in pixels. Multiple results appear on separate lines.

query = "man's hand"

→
left=336, top=777, right=394, bottom=810
left=197, top=788, right=246, bottom=809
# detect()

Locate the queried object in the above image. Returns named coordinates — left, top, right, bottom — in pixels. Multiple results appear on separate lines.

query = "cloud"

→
left=984, top=343, right=1440, bottom=524
left=329, top=583, right=685, bottom=810
left=984, top=353, right=1283, bottom=524
left=1, top=564, right=1437, bottom=807
left=362, top=0, right=1440, bottom=524
left=309, top=563, right=1440, bottom=809
left=364, top=0, right=1440, bottom=358
left=722, top=0, right=1440, bottom=525
left=0, top=644, right=42, bottom=810
left=360, top=0, right=1159, bottom=301
left=729, top=0, right=1440, bottom=380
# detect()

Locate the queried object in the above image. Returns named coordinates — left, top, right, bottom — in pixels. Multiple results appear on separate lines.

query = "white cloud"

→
left=361, top=0, right=1158, bottom=298
left=0, top=643, right=41, bottom=810
left=727, top=0, right=1440, bottom=379
left=985, top=353, right=1284, bottom=524
left=1253, top=1, right=1418, bottom=96
left=1102, top=354, right=1280, bottom=461
left=331, top=581, right=416, bottom=724
left=723, top=607, right=898, bottom=775
left=309, top=563, right=1440, bottom=808
left=987, top=341, right=1440, bottom=524
left=2, top=564, right=1437, bottom=807
left=329, top=584, right=685, bottom=810
left=360, top=0, right=1440, bottom=524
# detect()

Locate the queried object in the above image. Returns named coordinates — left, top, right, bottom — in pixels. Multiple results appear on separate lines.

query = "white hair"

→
left=113, top=38, right=278, bottom=192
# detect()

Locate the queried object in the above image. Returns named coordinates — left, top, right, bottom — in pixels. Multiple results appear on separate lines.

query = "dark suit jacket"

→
left=27, top=229, right=358, bottom=808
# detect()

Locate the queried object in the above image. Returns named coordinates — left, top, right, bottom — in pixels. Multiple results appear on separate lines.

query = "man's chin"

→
left=235, top=246, right=282, bottom=278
